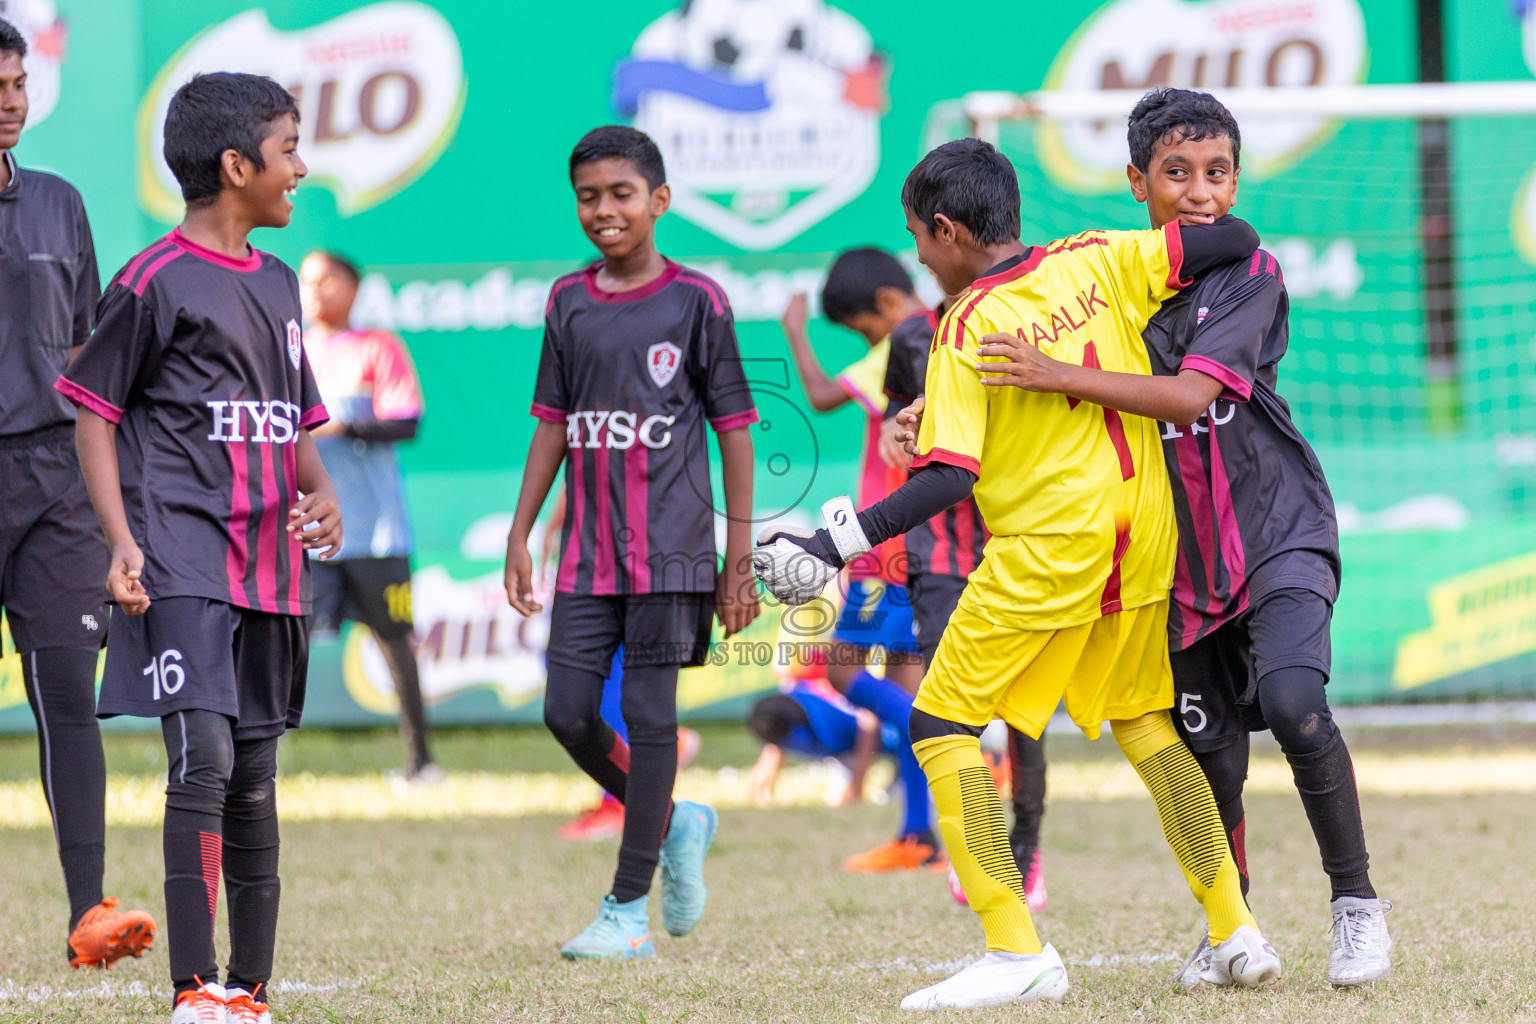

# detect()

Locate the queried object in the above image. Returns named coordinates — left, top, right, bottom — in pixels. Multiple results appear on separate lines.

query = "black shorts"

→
left=908, top=572, right=968, bottom=667
left=548, top=592, right=715, bottom=674
left=310, top=556, right=414, bottom=641
left=1169, top=587, right=1333, bottom=753
left=0, top=425, right=109, bottom=653
left=99, top=596, right=309, bottom=740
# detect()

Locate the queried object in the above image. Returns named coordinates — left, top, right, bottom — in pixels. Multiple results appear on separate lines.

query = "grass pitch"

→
left=0, top=724, right=1532, bottom=1023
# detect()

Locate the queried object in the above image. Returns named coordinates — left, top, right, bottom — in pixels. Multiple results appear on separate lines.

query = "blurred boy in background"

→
left=299, top=250, right=439, bottom=785
left=779, top=251, right=939, bottom=874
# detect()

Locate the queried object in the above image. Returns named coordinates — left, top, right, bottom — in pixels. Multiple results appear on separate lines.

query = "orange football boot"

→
left=68, top=896, right=156, bottom=968
left=557, top=795, right=625, bottom=841
left=842, top=836, right=940, bottom=873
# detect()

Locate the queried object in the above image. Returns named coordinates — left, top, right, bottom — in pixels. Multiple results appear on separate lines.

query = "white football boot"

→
left=1328, top=897, right=1393, bottom=987
left=1171, top=926, right=1214, bottom=990
left=169, top=981, right=225, bottom=1024
left=1203, top=925, right=1282, bottom=988
left=900, top=945, right=1069, bottom=1011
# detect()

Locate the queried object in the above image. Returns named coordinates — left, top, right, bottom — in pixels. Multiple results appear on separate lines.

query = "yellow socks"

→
left=1111, top=711, right=1255, bottom=943
left=913, top=734, right=1042, bottom=954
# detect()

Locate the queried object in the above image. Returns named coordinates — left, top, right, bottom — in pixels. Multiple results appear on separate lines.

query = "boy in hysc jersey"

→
left=60, top=73, right=340, bottom=1024
left=504, top=126, right=759, bottom=959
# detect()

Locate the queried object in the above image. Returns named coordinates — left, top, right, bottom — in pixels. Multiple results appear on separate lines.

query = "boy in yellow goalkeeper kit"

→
left=753, top=138, right=1279, bottom=1010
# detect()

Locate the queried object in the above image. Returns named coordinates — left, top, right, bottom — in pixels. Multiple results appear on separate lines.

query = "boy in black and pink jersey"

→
left=58, top=73, right=340, bottom=1024
left=964, top=89, right=1391, bottom=989
left=504, top=126, right=759, bottom=961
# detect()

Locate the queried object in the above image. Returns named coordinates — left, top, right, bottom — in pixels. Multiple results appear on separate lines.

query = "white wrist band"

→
left=822, top=495, right=872, bottom=562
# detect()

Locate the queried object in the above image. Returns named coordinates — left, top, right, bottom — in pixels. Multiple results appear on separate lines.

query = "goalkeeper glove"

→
left=751, top=496, right=872, bottom=606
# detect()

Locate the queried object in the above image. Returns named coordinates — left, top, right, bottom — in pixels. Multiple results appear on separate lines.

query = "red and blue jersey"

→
left=57, top=229, right=327, bottom=615
left=305, top=327, right=423, bottom=559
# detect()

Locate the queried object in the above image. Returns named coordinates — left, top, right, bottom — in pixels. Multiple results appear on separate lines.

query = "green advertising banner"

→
left=3, top=0, right=1533, bottom=732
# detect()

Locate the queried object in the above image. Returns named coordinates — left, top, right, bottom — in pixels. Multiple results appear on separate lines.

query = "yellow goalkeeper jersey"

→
left=911, top=223, right=1190, bottom=630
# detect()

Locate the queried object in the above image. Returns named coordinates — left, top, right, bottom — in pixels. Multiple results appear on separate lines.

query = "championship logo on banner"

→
left=1, top=0, right=67, bottom=129
left=1037, top=0, right=1367, bottom=193
left=613, top=0, right=887, bottom=250
left=136, top=2, right=466, bottom=221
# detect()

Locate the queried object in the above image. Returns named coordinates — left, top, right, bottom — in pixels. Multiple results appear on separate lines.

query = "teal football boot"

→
left=560, top=894, right=655, bottom=960
left=658, top=800, right=718, bottom=937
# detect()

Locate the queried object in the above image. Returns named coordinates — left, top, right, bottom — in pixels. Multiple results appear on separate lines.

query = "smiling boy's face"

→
left=1128, top=130, right=1239, bottom=230
left=245, top=114, right=306, bottom=228
left=573, top=156, right=670, bottom=261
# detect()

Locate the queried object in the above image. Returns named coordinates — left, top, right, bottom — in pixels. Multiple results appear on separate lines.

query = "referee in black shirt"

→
left=0, top=18, right=154, bottom=968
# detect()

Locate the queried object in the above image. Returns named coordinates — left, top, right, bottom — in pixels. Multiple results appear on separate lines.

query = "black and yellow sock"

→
left=914, top=733, right=1042, bottom=954
left=1111, top=711, right=1255, bottom=944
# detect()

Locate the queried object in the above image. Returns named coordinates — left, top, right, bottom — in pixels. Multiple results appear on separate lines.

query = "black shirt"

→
left=58, top=230, right=328, bottom=615
left=1142, top=248, right=1341, bottom=650
left=0, top=150, right=100, bottom=436
left=531, top=260, right=758, bottom=595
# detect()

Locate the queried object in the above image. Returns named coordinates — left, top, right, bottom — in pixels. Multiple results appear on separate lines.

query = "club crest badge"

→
left=614, top=0, right=887, bottom=250
left=286, top=319, right=302, bottom=370
left=648, top=341, right=682, bottom=388
left=1197, top=306, right=1209, bottom=324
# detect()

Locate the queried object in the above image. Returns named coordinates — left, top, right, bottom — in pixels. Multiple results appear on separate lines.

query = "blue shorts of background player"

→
left=832, top=579, right=918, bottom=654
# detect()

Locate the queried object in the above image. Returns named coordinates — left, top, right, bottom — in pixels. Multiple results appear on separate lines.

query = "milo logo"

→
left=137, top=2, right=465, bottom=220
left=1038, top=0, right=1367, bottom=193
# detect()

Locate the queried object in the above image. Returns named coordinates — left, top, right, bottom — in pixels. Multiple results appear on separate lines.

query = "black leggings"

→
left=21, top=645, right=106, bottom=932
left=161, top=710, right=282, bottom=999
left=1007, top=727, right=1046, bottom=873
left=544, top=662, right=678, bottom=904
left=1192, top=666, right=1373, bottom=900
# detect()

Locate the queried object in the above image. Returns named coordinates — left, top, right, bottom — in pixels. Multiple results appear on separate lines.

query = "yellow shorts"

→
left=914, top=598, right=1173, bottom=741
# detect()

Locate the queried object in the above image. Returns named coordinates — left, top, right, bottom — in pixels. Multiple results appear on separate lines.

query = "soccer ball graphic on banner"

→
left=675, top=0, right=842, bottom=87
left=615, top=0, right=887, bottom=250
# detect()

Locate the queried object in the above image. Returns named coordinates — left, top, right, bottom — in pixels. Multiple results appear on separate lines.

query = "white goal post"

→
left=962, top=81, right=1536, bottom=141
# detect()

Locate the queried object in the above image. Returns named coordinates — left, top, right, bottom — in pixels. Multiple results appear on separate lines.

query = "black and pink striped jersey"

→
left=56, top=229, right=328, bottom=616
left=882, top=305, right=989, bottom=580
left=531, top=260, right=757, bottom=595
left=1143, top=248, right=1340, bottom=650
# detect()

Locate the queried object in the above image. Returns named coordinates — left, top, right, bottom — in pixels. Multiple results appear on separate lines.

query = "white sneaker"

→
left=1204, top=925, right=1281, bottom=988
left=1328, top=897, right=1392, bottom=987
left=1171, top=926, right=1213, bottom=991
left=169, top=981, right=226, bottom=1024
left=900, top=945, right=1069, bottom=1011
left=224, top=986, right=273, bottom=1024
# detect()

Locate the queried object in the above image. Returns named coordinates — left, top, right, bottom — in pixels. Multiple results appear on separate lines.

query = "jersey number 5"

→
left=144, top=650, right=187, bottom=701
left=1063, top=342, right=1135, bottom=481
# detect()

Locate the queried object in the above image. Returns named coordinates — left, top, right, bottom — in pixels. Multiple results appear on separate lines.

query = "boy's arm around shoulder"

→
left=986, top=254, right=1282, bottom=423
